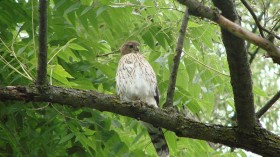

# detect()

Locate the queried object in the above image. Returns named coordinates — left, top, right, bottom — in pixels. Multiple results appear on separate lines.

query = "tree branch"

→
left=249, top=47, right=260, bottom=64
left=176, top=0, right=280, bottom=64
left=241, top=0, right=280, bottom=40
left=240, top=0, right=264, bottom=37
left=246, top=11, right=265, bottom=51
left=256, top=91, right=280, bottom=118
left=96, top=52, right=116, bottom=57
left=212, top=0, right=256, bottom=131
left=36, top=0, right=48, bottom=85
left=164, top=7, right=189, bottom=108
left=0, top=85, right=279, bottom=156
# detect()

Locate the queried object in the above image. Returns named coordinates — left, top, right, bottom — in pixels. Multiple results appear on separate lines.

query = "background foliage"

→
left=0, top=0, right=279, bottom=156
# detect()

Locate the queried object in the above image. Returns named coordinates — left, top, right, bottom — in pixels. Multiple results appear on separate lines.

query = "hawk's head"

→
left=120, top=41, right=140, bottom=55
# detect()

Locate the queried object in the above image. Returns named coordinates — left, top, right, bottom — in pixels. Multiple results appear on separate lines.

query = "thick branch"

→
left=256, top=91, right=280, bottom=118
left=36, top=0, right=48, bottom=85
left=164, top=7, right=189, bottom=108
left=0, top=85, right=279, bottom=156
left=176, top=0, right=280, bottom=64
left=212, top=0, right=256, bottom=131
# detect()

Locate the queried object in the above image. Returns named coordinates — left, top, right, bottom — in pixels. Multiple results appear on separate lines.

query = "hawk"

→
left=116, top=41, right=169, bottom=157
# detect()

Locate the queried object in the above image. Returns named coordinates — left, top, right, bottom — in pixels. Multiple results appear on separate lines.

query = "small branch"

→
left=36, top=0, right=48, bottom=85
left=263, top=30, right=280, bottom=41
left=0, top=37, right=34, bottom=81
left=184, top=52, right=230, bottom=77
left=31, top=0, right=37, bottom=68
left=246, top=12, right=265, bottom=51
left=249, top=47, right=260, bottom=64
left=271, top=18, right=280, bottom=31
left=109, top=2, right=184, bottom=13
left=164, top=7, right=189, bottom=108
left=96, top=51, right=118, bottom=57
left=256, top=91, right=280, bottom=118
left=242, top=0, right=280, bottom=40
left=216, top=16, right=280, bottom=63
left=240, top=0, right=264, bottom=37
left=240, top=0, right=280, bottom=40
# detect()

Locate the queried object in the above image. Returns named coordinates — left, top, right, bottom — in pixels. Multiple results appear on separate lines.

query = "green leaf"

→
left=186, top=99, right=202, bottom=114
left=96, top=5, right=108, bottom=17
left=93, top=62, right=115, bottom=78
left=68, top=43, right=88, bottom=51
left=253, top=86, right=267, bottom=97
left=59, top=133, right=75, bottom=144
left=83, top=128, right=96, bottom=136
left=176, top=67, right=189, bottom=89
left=188, top=21, right=202, bottom=28
left=142, top=30, right=155, bottom=50
left=48, top=65, right=77, bottom=86
left=80, top=0, right=93, bottom=6
left=165, top=131, right=177, bottom=155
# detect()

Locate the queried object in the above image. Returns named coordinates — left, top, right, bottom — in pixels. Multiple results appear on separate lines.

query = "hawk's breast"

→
left=116, top=53, right=157, bottom=106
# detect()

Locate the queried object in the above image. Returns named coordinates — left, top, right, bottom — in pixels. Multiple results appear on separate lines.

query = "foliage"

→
left=0, top=0, right=279, bottom=156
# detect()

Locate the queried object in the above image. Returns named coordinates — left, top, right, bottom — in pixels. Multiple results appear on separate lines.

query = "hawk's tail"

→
left=143, top=122, right=169, bottom=157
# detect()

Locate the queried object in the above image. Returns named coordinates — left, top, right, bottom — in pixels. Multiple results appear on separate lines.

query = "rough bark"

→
left=212, top=0, right=256, bottom=131
left=0, top=85, right=279, bottom=156
left=165, top=7, right=189, bottom=108
left=36, top=0, right=48, bottom=85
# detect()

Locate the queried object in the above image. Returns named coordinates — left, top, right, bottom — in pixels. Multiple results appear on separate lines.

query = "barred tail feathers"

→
left=142, top=122, right=169, bottom=157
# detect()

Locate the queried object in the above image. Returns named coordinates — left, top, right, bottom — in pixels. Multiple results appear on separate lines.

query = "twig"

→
left=36, top=0, right=48, bottom=85
left=47, top=38, right=77, bottom=64
left=256, top=91, right=280, bottom=118
left=96, top=51, right=118, bottom=57
left=265, top=8, right=280, bottom=27
left=31, top=0, right=37, bottom=68
left=0, top=37, right=34, bottom=80
left=164, top=7, right=189, bottom=108
left=110, top=2, right=184, bottom=13
left=0, top=55, right=33, bottom=80
left=241, top=0, right=264, bottom=37
left=262, top=28, right=280, bottom=40
left=241, top=0, right=280, bottom=40
left=271, top=18, right=280, bottom=31
left=249, top=47, right=260, bottom=64
left=246, top=11, right=264, bottom=51
left=184, top=52, right=230, bottom=77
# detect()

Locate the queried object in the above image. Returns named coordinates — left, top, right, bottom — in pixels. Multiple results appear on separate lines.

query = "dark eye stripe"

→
left=129, top=45, right=133, bottom=48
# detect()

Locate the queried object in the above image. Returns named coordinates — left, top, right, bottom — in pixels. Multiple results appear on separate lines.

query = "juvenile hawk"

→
left=116, top=41, right=169, bottom=157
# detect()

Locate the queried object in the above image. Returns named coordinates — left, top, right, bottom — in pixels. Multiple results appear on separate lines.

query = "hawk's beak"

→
left=135, top=46, right=139, bottom=52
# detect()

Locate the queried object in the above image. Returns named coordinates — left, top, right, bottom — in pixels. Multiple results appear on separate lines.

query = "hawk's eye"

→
left=129, top=45, right=133, bottom=48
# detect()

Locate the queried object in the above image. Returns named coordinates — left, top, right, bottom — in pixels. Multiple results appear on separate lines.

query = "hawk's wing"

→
left=154, top=86, right=160, bottom=106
